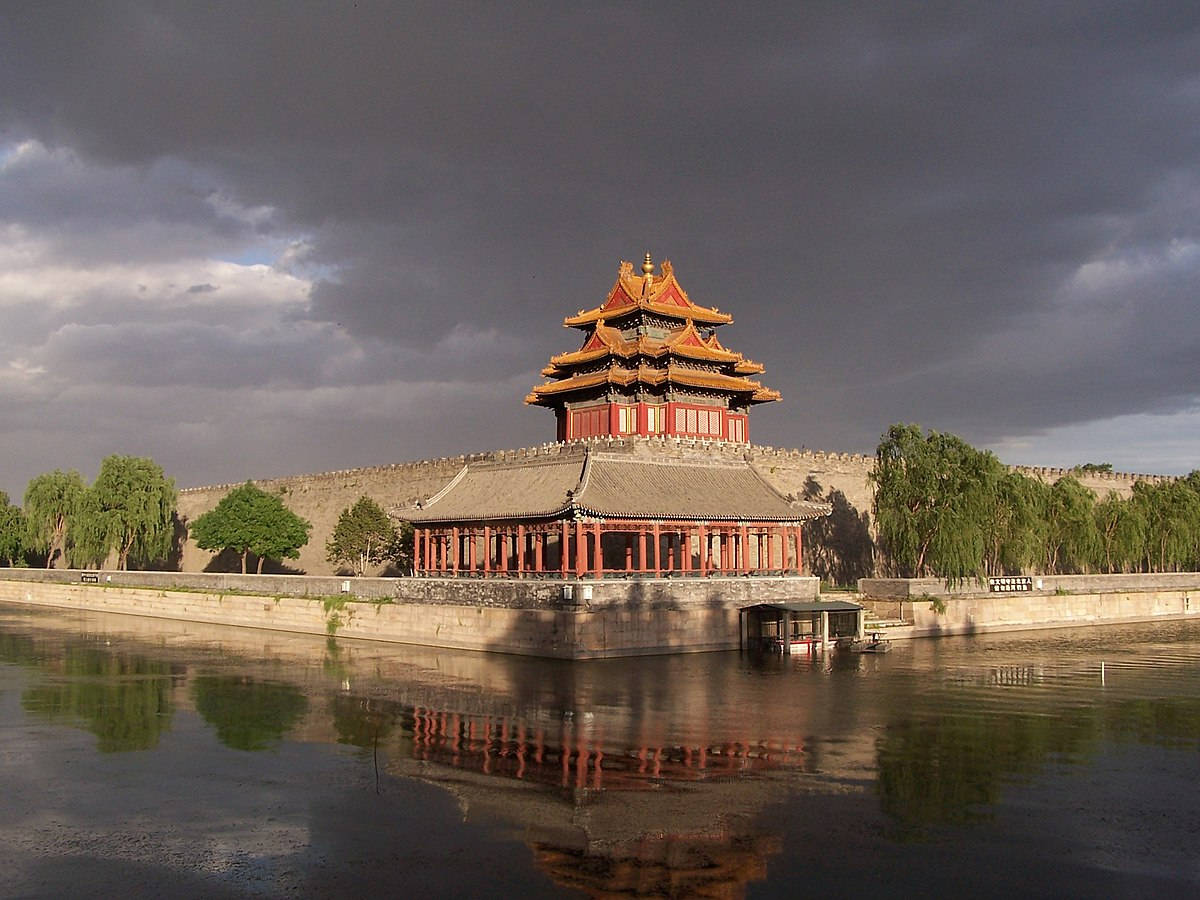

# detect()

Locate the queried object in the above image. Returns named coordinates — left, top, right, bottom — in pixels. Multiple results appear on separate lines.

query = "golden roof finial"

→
left=642, top=252, right=654, bottom=277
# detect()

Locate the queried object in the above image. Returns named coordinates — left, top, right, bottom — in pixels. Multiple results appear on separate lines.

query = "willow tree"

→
left=1133, top=479, right=1200, bottom=572
left=1093, top=492, right=1145, bottom=574
left=871, top=424, right=996, bottom=585
left=73, top=455, right=177, bottom=570
left=0, top=493, right=26, bottom=566
left=981, top=470, right=1044, bottom=576
left=1041, top=476, right=1100, bottom=574
left=23, top=470, right=86, bottom=567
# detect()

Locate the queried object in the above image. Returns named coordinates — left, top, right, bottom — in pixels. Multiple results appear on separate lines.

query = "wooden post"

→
left=593, top=521, right=602, bottom=575
left=562, top=520, right=570, bottom=577
left=575, top=521, right=586, bottom=577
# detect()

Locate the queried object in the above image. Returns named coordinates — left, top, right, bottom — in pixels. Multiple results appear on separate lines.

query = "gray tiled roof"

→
left=402, top=449, right=828, bottom=524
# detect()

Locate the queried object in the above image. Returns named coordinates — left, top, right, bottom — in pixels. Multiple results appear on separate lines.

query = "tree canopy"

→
left=870, top=422, right=1200, bottom=582
left=326, top=495, right=400, bottom=575
left=23, top=470, right=86, bottom=567
left=189, top=482, right=311, bottom=574
left=0, top=492, right=26, bottom=566
left=72, top=455, right=177, bottom=570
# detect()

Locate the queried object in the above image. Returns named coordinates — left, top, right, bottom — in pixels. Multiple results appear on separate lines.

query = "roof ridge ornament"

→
left=641, top=251, right=654, bottom=296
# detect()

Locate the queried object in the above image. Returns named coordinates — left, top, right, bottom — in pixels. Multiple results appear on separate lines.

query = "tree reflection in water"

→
left=191, top=675, right=308, bottom=752
left=20, top=643, right=177, bottom=753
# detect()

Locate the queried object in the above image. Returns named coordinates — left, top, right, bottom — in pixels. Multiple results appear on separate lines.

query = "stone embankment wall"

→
left=858, top=573, right=1199, bottom=638
left=0, top=570, right=818, bottom=659
left=175, top=438, right=1168, bottom=576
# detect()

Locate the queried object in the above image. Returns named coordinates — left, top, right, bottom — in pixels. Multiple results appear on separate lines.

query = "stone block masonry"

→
left=175, top=437, right=1169, bottom=576
left=0, top=571, right=819, bottom=659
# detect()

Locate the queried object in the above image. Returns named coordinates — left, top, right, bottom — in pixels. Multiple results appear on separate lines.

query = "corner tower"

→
left=526, top=254, right=781, bottom=442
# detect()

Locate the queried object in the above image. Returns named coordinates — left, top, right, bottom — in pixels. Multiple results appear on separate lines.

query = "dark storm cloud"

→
left=1, top=1, right=1199, bottom=495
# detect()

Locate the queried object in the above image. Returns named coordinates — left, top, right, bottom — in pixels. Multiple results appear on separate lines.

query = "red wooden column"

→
left=483, top=526, right=492, bottom=574
left=592, top=522, right=602, bottom=575
left=574, top=521, right=586, bottom=577
left=561, top=521, right=570, bottom=576
left=638, top=529, right=647, bottom=573
left=517, top=525, right=525, bottom=578
left=652, top=523, right=661, bottom=575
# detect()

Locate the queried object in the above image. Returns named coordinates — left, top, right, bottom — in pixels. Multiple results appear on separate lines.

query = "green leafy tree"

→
left=981, top=470, right=1044, bottom=576
left=1093, top=492, right=1145, bottom=574
left=870, top=424, right=995, bottom=585
left=0, top=493, right=26, bottom=566
left=326, top=495, right=399, bottom=575
left=72, top=455, right=177, bottom=570
left=190, top=482, right=312, bottom=574
left=1041, top=476, right=1100, bottom=574
left=389, top=520, right=415, bottom=574
left=23, top=470, right=86, bottom=567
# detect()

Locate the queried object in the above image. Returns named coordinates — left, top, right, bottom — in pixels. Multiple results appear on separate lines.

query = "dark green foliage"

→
left=870, top=424, right=998, bottom=585
left=0, top=493, right=26, bottom=566
left=1042, top=476, right=1101, bottom=574
left=326, top=495, right=398, bottom=575
left=23, top=470, right=86, bottom=567
left=191, top=675, right=308, bottom=751
left=71, top=455, right=177, bottom=570
left=872, top=422, right=1200, bottom=580
left=190, top=482, right=312, bottom=574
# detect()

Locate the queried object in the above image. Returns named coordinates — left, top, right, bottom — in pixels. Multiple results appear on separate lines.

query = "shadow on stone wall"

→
left=202, top=547, right=305, bottom=576
left=802, top=477, right=875, bottom=587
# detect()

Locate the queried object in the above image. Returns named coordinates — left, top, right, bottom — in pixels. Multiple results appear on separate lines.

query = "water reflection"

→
left=191, top=675, right=309, bottom=752
left=2, top=606, right=1199, bottom=896
left=3, top=634, right=179, bottom=753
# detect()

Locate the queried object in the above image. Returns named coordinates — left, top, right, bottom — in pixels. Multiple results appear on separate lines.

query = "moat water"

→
left=1, top=604, right=1197, bottom=898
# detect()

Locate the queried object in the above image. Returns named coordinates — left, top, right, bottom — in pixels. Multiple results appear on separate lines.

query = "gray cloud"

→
left=1, top=1, right=1199, bottom=496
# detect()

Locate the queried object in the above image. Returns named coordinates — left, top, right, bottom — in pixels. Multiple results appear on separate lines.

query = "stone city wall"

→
left=175, top=437, right=1170, bottom=577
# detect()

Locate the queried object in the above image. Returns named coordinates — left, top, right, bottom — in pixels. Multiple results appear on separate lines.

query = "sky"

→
left=1, top=2, right=1198, bottom=498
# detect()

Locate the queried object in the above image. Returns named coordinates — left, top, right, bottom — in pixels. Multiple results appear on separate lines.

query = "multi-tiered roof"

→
left=526, top=255, right=780, bottom=442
